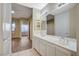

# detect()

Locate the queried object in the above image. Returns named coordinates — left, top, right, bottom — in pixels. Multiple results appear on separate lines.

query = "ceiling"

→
left=18, top=3, right=48, bottom=10
left=12, top=3, right=32, bottom=19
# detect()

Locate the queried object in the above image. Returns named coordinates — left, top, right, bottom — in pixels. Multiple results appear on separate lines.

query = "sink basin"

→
left=66, top=39, right=76, bottom=50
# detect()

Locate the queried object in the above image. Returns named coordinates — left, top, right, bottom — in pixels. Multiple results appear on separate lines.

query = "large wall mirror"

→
left=46, top=12, right=76, bottom=39
left=47, top=14, right=55, bottom=35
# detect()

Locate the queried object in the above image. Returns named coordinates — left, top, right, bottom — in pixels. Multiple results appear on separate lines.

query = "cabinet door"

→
left=32, top=36, right=36, bottom=48
left=32, top=36, right=40, bottom=52
left=35, top=37, right=40, bottom=52
left=40, top=39, right=47, bottom=56
left=33, top=36, right=38, bottom=49
left=56, top=46, right=71, bottom=56
left=47, top=43, right=56, bottom=56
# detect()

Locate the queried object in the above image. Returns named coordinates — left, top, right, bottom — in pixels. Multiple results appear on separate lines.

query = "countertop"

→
left=34, top=34, right=77, bottom=52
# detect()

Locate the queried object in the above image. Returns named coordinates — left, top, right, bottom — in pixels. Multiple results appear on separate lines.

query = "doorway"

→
left=11, top=3, right=32, bottom=53
left=47, top=14, right=55, bottom=35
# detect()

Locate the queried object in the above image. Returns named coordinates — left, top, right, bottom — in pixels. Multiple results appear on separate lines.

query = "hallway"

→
left=12, top=37, right=32, bottom=53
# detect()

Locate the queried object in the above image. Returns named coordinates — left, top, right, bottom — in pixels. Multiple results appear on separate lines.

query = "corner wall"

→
left=28, top=17, right=33, bottom=40
left=74, top=4, right=79, bottom=56
left=0, top=3, right=3, bottom=56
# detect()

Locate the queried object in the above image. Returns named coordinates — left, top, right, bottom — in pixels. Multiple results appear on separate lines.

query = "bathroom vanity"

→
left=32, top=4, right=77, bottom=56
left=32, top=34, right=77, bottom=56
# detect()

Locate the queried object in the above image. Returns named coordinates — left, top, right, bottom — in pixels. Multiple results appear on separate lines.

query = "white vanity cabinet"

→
left=46, top=42, right=56, bottom=56
left=33, top=36, right=56, bottom=56
left=33, top=36, right=47, bottom=56
left=32, top=36, right=36, bottom=49
left=33, top=36, right=75, bottom=56
left=40, top=39, right=47, bottom=56
left=33, top=36, right=40, bottom=52
left=55, top=46, right=71, bottom=56
left=38, top=37, right=56, bottom=56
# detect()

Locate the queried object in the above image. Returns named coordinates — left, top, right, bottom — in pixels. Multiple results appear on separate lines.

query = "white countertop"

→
left=34, top=34, right=77, bottom=52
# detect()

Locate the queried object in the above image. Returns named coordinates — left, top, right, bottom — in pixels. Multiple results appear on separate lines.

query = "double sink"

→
left=40, top=35, right=77, bottom=52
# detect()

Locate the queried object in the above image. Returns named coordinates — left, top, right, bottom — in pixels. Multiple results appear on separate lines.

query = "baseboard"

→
left=33, top=48, right=41, bottom=56
left=12, top=37, right=21, bottom=39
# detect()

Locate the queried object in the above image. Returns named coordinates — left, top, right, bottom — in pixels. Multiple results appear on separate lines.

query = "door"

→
left=2, top=3, right=11, bottom=55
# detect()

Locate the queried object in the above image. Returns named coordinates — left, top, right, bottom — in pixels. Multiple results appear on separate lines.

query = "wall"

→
left=33, top=8, right=47, bottom=36
left=74, top=4, right=79, bottom=56
left=28, top=17, right=33, bottom=40
left=33, top=8, right=41, bottom=34
left=68, top=4, right=79, bottom=56
left=0, top=4, right=3, bottom=55
left=2, top=3, right=11, bottom=55
left=69, top=7, right=76, bottom=38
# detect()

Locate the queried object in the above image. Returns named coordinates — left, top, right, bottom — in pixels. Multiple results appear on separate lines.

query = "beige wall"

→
left=74, top=4, right=79, bottom=56
left=69, top=6, right=76, bottom=38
